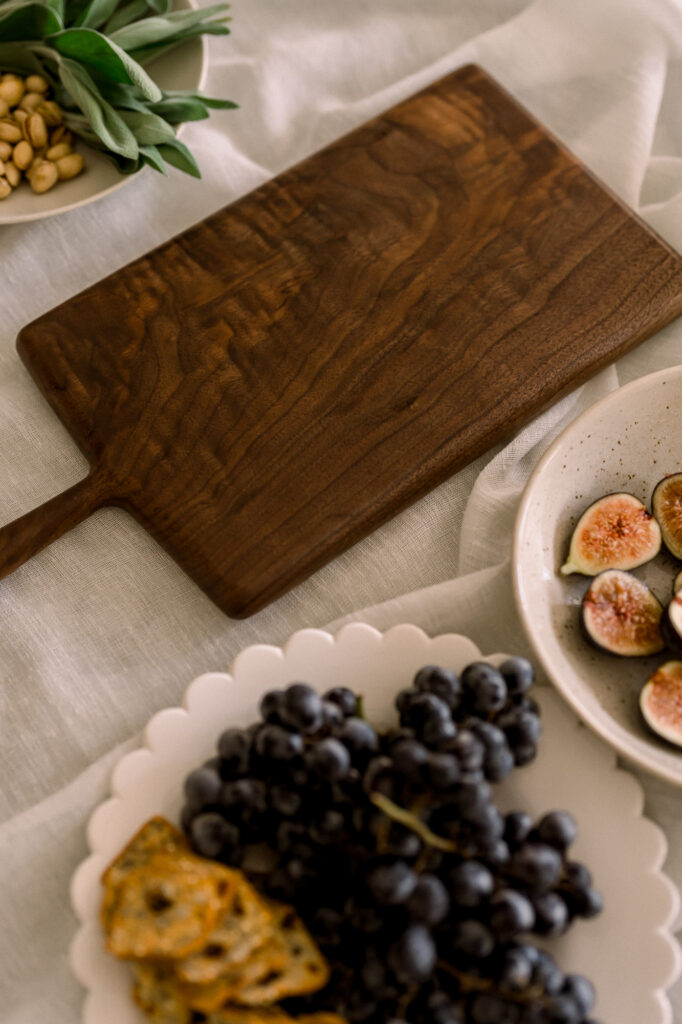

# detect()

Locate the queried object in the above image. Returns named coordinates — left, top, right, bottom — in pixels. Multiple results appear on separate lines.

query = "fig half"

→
left=640, top=662, right=682, bottom=746
left=581, top=570, right=664, bottom=657
left=661, top=594, right=682, bottom=656
left=561, top=493, right=661, bottom=576
left=652, top=473, right=682, bottom=560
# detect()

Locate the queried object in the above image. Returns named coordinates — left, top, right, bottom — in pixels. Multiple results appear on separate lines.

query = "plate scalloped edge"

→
left=69, top=622, right=682, bottom=1024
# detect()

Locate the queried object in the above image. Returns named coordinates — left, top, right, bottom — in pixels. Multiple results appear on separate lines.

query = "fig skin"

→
left=652, top=473, right=682, bottom=560
left=581, top=570, right=664, bottom=657
left=640, top=661, right=682, bottom=747
left=561, top=493, right=661, bottom=576
left=661, top=594, right=682, bottom=657
left=675, top=570, right=682, bottom=596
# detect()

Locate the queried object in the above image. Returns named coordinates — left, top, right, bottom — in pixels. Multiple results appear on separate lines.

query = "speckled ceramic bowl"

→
left=514, top=364, right=682, bottom=785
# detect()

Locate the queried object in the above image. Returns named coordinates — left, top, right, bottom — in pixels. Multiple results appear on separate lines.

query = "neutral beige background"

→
left=1, top=0, right=681, bottom=1019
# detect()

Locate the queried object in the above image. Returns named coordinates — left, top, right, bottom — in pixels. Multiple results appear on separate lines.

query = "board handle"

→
left=0, top=471, right=108, bottom=582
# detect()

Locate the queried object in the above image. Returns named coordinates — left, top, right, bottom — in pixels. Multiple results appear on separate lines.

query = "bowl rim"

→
left=0, top=0, right=207, bottom=226
left=512, top=363, right=682, bottom=786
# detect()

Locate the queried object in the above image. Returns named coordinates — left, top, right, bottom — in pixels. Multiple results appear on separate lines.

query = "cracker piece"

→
left=179, top=936, right=290, bottom=1012
left=174, top=875, right=274, bottom=985
left=101, top=817, right=188, bottom=929
left=106, top=851, right=237, bottom=960
left=132, top=963, right=192, bottom=1024
left=231, top=907, right=329, bottom=1006
left=210, top=1006, right=298, bottom=1024
left=297, top=1015, right=348, bottom=1024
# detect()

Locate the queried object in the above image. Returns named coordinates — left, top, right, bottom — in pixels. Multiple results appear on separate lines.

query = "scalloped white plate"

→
left=0, top=0, right=205, bottom=225
left=513, top=365, right=682, bottom=786
left=70, top=623, right=680, bottom=1024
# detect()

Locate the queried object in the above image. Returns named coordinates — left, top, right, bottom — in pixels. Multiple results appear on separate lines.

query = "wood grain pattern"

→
left=7, top=63, right=682, bottom=616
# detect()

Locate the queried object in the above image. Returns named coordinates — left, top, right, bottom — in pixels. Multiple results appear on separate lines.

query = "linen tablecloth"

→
left=2, top=0, right=682, bottom=1019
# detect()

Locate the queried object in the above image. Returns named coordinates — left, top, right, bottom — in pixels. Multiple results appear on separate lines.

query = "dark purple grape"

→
left=498, top=708, right=542, bottom=749
left=469, top=993, right=520, bottom=1024
left=504, top=811, right=534, bottom=850
left=488, top=889, right=535, bottom=939
left=427, top=752, right=460, bottom=790
left=561, top=974, right=596, bottom=1015
left=183, top=766, right=222, bottom=809
left=532, top=949, right=565, bottom=995
left=450, top=860, right=494, bottom=906
left=422, top=716, right=458, bottom=749
left=305, top=737, right=352, bottom=781
left=269, top=784, right=302, bottom=817
left=216, top=727, right=251, bottom=774
left=324, top=686, right=358, bottom=717
left=543, top=994, right=581, bottom=1023
left=461, top=662, right=508, bottom=714
left=310, top=808, right=347, bottom=844
left=254, top=724, right=304, bottom=762
left=510, top=843, right=563, bottom=892
left=387, top=924, right=436, bottom=983
left=395, top=686, right=419, bottom=716
left=363, top=756, right=396, bottom=797
left=392, top=738, right=429, bottom=780
left=532, top=891, right=569, bottom=936
left=450, top=729, right=485, bottom=771
left=497, top=944, right=534, bottom=992
left=449, top=919, right=495, bottom=958
left=413, top=665, right=462, bottom=710
left=535, top=810, right=577, bottom=851
left=280, top=683, right=324, bottom=734
left=367, top=862, right=417, bottom=905
left=189, top=812, right=239, bottom=858
left=336, top=717, right=379, bottom=758
left=313, top=906, right=344, bottom=945
left=406, top=873, right=450, bottom=925
left=321, top=699, right=345, bottom=730
left=221, top=777, right=267, bottom=813
left=401, top=692, right=451, bottom=728
left=259, top=689, right=285, bottom=723
left=499, top=656, right=535, bottom=695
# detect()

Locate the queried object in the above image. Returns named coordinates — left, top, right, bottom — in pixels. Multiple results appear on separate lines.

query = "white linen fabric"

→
left=1, top=0, right=682, bottom=1018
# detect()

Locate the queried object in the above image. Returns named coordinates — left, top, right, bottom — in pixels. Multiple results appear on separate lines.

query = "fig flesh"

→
left=662, top=594, right=682, bottom=656
left=561, top=493, right=661, bottom=576
left=652, top=473, right=682, bottom=560
left=640, top=661, right=682, bottom=747
left=581, top=570, right=664, bottom=657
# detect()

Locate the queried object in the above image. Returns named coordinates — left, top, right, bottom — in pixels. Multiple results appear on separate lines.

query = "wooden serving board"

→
left=4, top=64, right=682, bottom=617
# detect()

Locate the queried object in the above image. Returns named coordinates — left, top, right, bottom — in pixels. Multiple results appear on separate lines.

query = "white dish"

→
left=69, top=622, right=679, bottom=1024
left=0, top=1, right=205, bottom=225
left=513, top=364, right=682, bottom=786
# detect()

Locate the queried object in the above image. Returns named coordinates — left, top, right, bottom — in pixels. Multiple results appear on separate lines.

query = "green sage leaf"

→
left=148, top=94, right=208, bottom=123
left=72, top=0, right=119, bottom=28
left=0, top=1, right=62, bottom=39
left=50, top=27, right=162, bottom=100
left=138, top=142, right=166, bottom=173
left=0, top=40, right=46, bottom=74
left=58, top=55, right=138, bottom=158
left=157, top=137, right=200, bottom=178
left=108, top=3, right=228, bottom=51
left=119, top=105, right=174, bottom=143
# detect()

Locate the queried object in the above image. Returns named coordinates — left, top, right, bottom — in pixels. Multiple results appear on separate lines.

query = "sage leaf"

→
left=50, top=27, right=162, bottom=100
left=0, top=1, right=63, bottom=40
left=139, top=142, right=166, bottom=173
left=58, top=55, right=138, bottom=158
left=72, top=0, right=120, bottom=28
left=0, top=40, right=46, bottom=74
left=149, top=94, right=208, bottom=123
left=157, top=137, right=200, bottom=178
left=109, top=3, right=228, bottom=51
left=103, top=0, right=148, bottom=33
left=160, top=88, right=237, bottom=109
left=119, top=106, right=174, bottom=143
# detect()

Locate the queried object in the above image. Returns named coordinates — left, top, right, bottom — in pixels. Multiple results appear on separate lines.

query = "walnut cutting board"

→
left=4, top=64, right=682, bottom=617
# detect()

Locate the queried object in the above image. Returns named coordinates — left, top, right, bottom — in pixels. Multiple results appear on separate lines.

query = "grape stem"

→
left=436, top=960, right=546, bottom=1005
left=369, top=793, right=457, bottom=852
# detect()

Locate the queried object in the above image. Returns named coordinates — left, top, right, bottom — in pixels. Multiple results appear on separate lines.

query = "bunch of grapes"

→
left=181, top=657, right=603, bottom=1024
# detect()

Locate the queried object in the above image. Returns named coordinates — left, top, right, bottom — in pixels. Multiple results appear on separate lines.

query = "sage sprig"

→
left=0, top=0, right=236, bottom=177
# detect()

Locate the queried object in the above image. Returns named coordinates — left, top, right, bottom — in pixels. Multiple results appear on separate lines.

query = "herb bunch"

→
left=0, top=0, right=236, bottom=177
